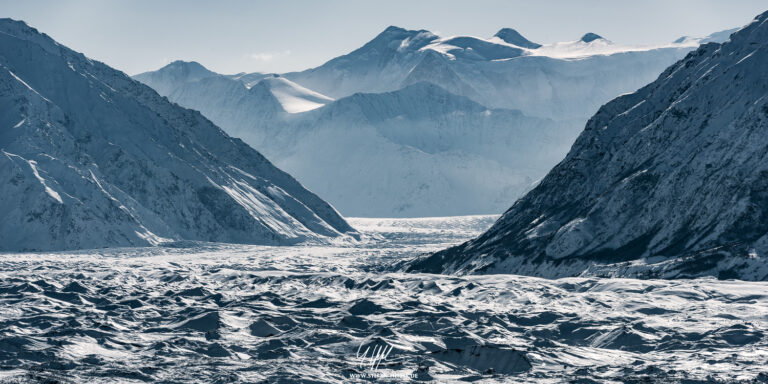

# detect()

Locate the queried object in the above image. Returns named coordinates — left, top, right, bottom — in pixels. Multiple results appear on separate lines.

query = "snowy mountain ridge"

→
left=418, top=28, right=719, bottom=61
left=0, top=18, right=356, bottom=251
left=282, top=26, right=735, bottom=120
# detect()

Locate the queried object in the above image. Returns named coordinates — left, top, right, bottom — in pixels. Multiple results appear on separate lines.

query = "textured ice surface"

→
left=1, top=216, right=766, bottom=383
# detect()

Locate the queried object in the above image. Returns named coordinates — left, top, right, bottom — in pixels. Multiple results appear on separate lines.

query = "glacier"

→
left=0, top=216, right=766, bottom=382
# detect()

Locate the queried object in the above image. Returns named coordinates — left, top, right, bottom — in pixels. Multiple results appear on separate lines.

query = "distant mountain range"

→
left=137, top=63, right=575, bottom=216
left=281, top=26, right=735, bottom=120
left=135, top=26, right=733, bottom=217
left=408, top=11, right=768, bottom=281
left=0, top=18, right=356, bottom=251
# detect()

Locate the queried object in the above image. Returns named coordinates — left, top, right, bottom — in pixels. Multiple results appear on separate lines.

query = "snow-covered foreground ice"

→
left=0, top=216, right=766, bottom=383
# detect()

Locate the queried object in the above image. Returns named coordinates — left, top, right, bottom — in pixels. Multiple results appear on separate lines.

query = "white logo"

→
left=356, top=341, right=393, bottom=372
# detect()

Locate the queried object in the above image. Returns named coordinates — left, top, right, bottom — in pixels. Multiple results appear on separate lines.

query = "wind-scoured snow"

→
left=254, top=75, right=333, bottom=113
left=408, top=11, right=768, bottom=281
left=0, top=18, right=356, bottom=251
left=0, top=216, right=765, bottom=383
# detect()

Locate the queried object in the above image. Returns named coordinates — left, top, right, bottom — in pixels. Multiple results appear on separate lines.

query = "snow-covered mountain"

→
left=136, top=65, right=575, bottom=216
left=134, top=26, right=732, bottom=218
left=283, top=26, right=734, bottom=120
left=130, top=60, right=217, bottom=96
left=408, top=12, right=768, bottom=280
left=0, top=18, right=356, bottom=251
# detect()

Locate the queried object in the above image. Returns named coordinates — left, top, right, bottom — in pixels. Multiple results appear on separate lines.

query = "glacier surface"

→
left=0, top=216, right=765, bottom=383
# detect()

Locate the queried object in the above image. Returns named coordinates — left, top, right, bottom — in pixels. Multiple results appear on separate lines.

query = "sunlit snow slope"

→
left=256, top=75, right=333, bottom=113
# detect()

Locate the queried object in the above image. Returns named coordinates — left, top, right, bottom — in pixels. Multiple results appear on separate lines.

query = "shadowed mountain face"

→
left=408, top=11, right=768, bottom=281
left=0, top=18, right=356, bottom=251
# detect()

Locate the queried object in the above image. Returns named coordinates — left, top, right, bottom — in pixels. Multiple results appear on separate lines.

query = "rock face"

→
left=0, top=18, right=356, bottom=251
left=408, top=12, right=768, bottom=280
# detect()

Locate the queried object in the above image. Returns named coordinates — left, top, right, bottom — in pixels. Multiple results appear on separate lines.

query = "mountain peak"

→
left=163, top=60, right=211, bottom=73
left=373, top=25, right=420, bottom=40
left=0, top=17, right=34, bottom=34
left=382, top=25, right=407, bottom=34
left=134, top=60, right=218, bottom=95
left=154, top=60, right=216, bottom=81
left=370, top=25, right=435, bottom=43
left=580, top=33, right=604, bottom=43
left=493, top=28, right=541, bottom=49
left=0, top=17, right=61, bottom=54
left=0, top=17, right=26, bottom=28
left=347, top=25, right=438, bottom=58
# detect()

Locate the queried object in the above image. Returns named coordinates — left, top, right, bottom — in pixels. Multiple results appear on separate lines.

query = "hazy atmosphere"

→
left=1, top=0, right=766, bottom=74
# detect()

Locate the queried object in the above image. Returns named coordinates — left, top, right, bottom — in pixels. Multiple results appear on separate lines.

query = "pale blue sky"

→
left=1, top=0, right=766, bottom=75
